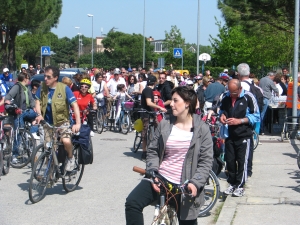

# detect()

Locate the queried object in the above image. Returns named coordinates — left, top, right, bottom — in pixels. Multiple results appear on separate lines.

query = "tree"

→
left=0, top=0, right=62, bottom=70
left=164, top=25, right=185, bottom=49
left=102, top=31, right=153, bottom=68
left=218, top=0, right=295, bottom=33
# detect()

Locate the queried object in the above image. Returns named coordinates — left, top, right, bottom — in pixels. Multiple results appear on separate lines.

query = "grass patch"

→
left=213, top=202, right=225, bottom=222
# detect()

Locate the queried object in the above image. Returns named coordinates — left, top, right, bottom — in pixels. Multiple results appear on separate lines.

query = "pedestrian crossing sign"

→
left=41, top=46, right=51, bottom=56
left=173, top=48, right=183, bottom=58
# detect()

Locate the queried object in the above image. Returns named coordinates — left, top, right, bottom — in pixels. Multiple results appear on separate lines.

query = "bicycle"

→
left=132, top=109, right=157, bottom=153
left=117, top=101, right=134, bottom=134
left=0, top=115, right=12, bottom=177
left=4, top=104, right=37, bottom=168
left=28, top=121, right=84, bottom=203
left=252, top=130, right=259, bottom=151
left=95, top=100, right=105, bottom=134
left=132, top=166, right=188, bottom=224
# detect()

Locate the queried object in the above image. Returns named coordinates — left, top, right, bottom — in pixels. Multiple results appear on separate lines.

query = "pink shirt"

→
left=159, top=125, right=193, bottom=184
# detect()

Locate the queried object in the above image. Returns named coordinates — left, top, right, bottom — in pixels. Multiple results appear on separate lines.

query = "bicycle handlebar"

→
left=133, top=166, right=146, bottom=175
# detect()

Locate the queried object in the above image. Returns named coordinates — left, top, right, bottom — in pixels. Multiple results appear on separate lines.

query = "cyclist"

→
left=113, top=84, right=132, bottom=127
left=140, top=75, right=167, bottom=160
left=73, top=79, right=97, bottom=136
left=35, top=66, right=81, bottom=171
left=92, top=73, right=109, bottom=116
left=126, top=86, right=213, bottom=224
left=4, top=72, right=37, bottom=163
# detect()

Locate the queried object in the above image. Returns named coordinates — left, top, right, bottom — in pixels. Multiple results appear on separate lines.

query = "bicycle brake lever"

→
left=142, top=178, right=154, bottom=184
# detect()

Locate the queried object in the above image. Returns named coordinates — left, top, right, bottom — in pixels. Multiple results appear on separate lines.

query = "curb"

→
left=215, top=195, right=237, bottom=225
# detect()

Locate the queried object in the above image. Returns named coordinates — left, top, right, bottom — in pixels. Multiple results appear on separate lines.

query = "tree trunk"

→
left=8, top=27, right=18, bottom=71
left=0, top=28, right=8, bottom=69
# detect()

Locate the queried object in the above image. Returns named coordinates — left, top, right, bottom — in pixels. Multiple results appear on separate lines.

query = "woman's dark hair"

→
left=274, top=73, right=282, bottom=84
left=117, top=84, right=125, bottom=91
left=95, top=73, right=103, bottom=80
left=281, top=75, right=287, bottom=83
left=31, top=79, right=41, bottom=89
left=128, top=75, right=137, bottom=84
left=171, top=86, right=197, bottom=115
left=17, top=72, right=29, bottom=81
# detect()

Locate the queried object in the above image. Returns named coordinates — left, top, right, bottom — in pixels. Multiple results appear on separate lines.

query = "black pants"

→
left=125, top=180, right=197, bottom=225
left=225, top=138, right=250, bottom=188
left=247, top=137, right=254, bottom=177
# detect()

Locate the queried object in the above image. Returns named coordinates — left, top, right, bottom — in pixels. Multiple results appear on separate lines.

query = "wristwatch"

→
left=241, top=118, right=245, bottom=124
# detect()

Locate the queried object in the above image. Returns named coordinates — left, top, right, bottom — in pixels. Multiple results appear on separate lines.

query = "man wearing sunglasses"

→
left=35, top=66, right=81, bottom=171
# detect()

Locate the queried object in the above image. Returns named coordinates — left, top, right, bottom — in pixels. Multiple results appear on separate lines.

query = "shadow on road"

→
left=123, top=151, right=143, bottom=160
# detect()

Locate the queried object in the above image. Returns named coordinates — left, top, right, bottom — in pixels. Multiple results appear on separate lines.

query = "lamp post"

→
left=75, top=27, right=80, bottom=59
left=142, top=0, right=146, bottom=68
left=196, top=0, right=200, bottom=75
left=87, top=14, right=94, bottom=68
left=2, top=29, right=6, bottom=44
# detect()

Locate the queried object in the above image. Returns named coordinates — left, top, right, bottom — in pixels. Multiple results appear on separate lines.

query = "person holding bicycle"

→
left=92, top=73, right=109, bottom=116
left=140, top=75, right=167, bottom=161
left=126, top=86, right=213, bottom=225
left=4, top=72, right=37, bottom=163
left=35, top=66, right=81, bottom=172
left=73, top=79, right=97, bottom=136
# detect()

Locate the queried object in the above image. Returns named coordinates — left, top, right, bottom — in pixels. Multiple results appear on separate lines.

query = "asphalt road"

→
left=0, top=129, right=221, bottom=225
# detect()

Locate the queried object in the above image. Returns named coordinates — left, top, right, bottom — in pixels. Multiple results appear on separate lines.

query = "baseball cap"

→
left=224, top=69, right=228, bottom=73
left=194, top=76, right=203, bottom=80
left=127, top=68, right=132, bottom=72
left=186, top=80, right=194, bottom=85
left=113, top=68, right=121, bottom=75
left=3, top=68, right=9, bottom=73
left=153, top=90, right=161, bottom=97
left=147, top=75, right=157, bottom=83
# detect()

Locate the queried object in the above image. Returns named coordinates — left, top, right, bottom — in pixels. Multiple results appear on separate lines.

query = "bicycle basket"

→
left=134, top=119, right=143, bottom=132
left=124, top=101, right=134, bottom=111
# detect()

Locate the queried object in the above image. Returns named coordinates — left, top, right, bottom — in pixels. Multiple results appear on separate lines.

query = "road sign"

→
left=41, top=46, right=51, bottom=56
left=173, top=48, right=183, bottom=58
left=158, top=58, right=165, bottom=68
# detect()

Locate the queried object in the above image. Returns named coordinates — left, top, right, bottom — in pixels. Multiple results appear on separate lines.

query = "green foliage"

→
left=78, top=52, right=119, bottom=69
left=102, top=31, right=153, bottom=68
left=0, top=0, right=62, bottom=69
left=164, top=25, right=185, bottom=49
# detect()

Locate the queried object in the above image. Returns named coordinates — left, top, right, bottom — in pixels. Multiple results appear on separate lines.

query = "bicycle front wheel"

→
left=2, top=134, right=11, bottom=175
left=252, top=130, right=259, bottom=151
left=121, top=113, right=131, bottom=134
left=31, top=143, right=45, bottom=169
left=11, top=131, right=36, bottom=168
left=198, top=170, right=220, bottom=217
left=29, top=152, right=51, bottom=203
left=96, top=109, right=104, bottom=134
left=132, top=132, right=142, bottom=153
left=62, top=145, right=85, bottom=193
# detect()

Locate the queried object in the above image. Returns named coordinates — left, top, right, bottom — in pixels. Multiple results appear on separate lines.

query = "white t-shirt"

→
left=93, top=80, right=105, bottom=99
left=107, top=78, right=126, bottom=96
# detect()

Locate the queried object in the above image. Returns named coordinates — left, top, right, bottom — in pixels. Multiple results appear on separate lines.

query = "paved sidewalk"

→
left=216, top=135, right=300, bottom=225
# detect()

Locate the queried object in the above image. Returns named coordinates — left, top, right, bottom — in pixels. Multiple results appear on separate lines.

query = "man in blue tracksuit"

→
left=219, top=79, right=260, bottom=197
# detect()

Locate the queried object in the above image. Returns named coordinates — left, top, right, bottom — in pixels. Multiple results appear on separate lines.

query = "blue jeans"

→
left=260, top=98, right=269, bottom=133
left=13, top=109, right=37, bottom=156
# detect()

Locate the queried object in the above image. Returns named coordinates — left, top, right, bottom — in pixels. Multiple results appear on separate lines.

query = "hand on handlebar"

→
left=35, top=115, right=44, bottom=124
left=159, top=107, right=167, bottom=113
left=151, top=177, right=160, bottom=193
left=72, top=124, right=81, bottom=133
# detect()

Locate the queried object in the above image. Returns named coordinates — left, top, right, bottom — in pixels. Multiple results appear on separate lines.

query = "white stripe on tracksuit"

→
left=237, top=138, right=250, bottom=188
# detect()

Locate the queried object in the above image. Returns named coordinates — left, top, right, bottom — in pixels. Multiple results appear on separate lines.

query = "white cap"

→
left=3, top=68, right=9, bottom=73
left=223, top=69, right=228, bottom=73
left=186, top=80, right=194, bottom=85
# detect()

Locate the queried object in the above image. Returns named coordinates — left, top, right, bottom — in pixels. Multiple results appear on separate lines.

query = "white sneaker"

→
left=32, top=132, right=40, bottom=140
left=224, top=185, right=236, bottom=195
left=65, top=157, right=75, bottom=172
left=12, top=156, right=18, bottom=164
left=90, top=131, right=94, bottom=137
left=232, top=188, right=245, bottom=197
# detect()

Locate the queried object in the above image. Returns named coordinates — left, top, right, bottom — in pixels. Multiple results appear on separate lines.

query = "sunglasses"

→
left=29, top=67, right=33, bottom=68
left=80, top=85, right=89, bottom=89
left=44, top=75, right=53, bottom=80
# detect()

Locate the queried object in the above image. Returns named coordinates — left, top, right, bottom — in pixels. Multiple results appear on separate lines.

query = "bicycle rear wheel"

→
left=121, top=113, right=131, bottom=134
left=11, top=130, right=36, bottom=168
left=252, top=130, right=259, bottom=151
left=29, top=152, right=51, bottom=203
left=198, top=170, right=220, bottom=216
left=96, top=109, right=104, bottom=134
left=2, top=134, right=10, bottom=175
left=62, top=145, right=85, bottom=192
left=31, top=143, right=45, bottom=169
left=132, top=132, right=142, bottom=153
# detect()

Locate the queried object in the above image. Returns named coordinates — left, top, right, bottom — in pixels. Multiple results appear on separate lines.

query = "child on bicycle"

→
left=113, top=84, right=132, bottom=127
left=153, top=90, right=165, bottom=123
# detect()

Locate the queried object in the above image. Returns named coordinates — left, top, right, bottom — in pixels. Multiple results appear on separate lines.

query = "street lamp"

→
left=87, top=14, right=94, bottom=68
left=2, top=29, right=6, bottom=44
left=196, top=0, right=200, bottom=75
left=75, top=27, right=80, bottom=58
left=142, top=0, right=146, bottom=68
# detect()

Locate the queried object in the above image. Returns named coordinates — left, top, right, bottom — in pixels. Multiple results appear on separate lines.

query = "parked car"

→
left=30, top=73, right=76, bottom=84
left=60, top=68, right=86, bottom=76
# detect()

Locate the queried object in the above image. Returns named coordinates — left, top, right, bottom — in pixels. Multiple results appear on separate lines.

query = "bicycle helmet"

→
left=133, top=119, right=143, bottom=132
left=113, top=68, right=121, bottom=75
left=153, top=90, right=161, bottom=98
left=80, top=79, right=92, bottom=87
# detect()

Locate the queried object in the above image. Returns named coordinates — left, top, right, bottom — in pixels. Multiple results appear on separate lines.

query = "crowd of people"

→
left=0, top=63, right=294, bottom=224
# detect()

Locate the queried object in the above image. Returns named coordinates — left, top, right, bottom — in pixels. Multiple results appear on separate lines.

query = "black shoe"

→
left=141, top=152, right=147, bottom=161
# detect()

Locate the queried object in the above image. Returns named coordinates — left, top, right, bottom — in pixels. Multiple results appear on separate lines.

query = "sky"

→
left=51, top=0, right=224, bottom=46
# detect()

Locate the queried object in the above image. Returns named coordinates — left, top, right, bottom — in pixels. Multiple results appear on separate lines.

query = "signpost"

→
left=158, top=57, right=165, bottom=69
left=173, top=48, right=183, bottom=70
left=41, top=46, right=51, bottom=68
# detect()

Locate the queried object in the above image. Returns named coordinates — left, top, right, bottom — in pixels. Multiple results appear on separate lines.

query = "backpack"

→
left=243, top=80, right=263, bottom=112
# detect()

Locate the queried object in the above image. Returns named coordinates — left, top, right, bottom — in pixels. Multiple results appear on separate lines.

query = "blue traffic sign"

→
left=173, top=48, right=183, bottom=58
left=41, top=46, right=51, bottom=56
